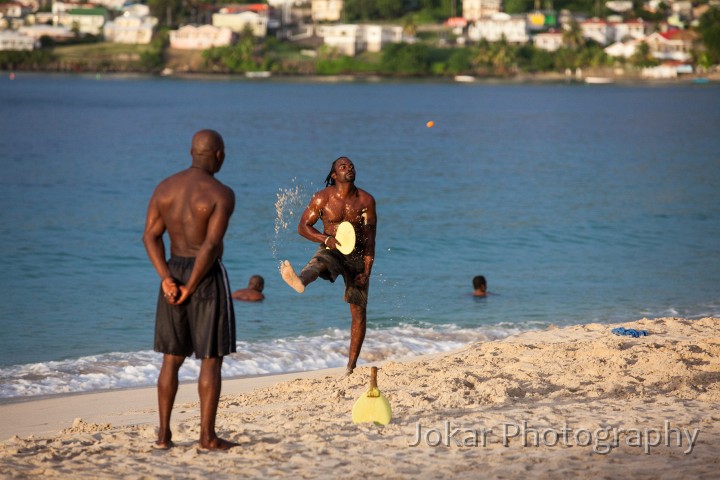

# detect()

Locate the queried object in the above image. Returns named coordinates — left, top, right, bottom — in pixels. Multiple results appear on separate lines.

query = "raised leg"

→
left=281, top=260, right=327, bottom=293
left=280, top=260, right=306, bottom=293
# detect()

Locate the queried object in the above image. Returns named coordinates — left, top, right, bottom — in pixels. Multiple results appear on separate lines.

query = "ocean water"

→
left=1, top=73, right=719, bottom=400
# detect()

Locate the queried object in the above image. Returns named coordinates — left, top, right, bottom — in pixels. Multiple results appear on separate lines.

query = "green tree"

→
left=403, top=15, right=417, bottom=35
left=576, top=43, right=610, bottom=68
left=203, top=30, right=268, bottom=73
left=376, top=0, right=404, bottom=18
left=149, top=0, right=183, bottom=27
left=562, top=19, right=584, bottom=50
left=552, top=47, right=581, bottom=70
left=381, top=43, right=432, bottom=75
left=0, top=50, right=54, bottom=70
left=504, top=0, right=532, bottom=14
left=629, top=41, right=659, bottom=67
left=489, top=40, right=518, bottom=75
left=529, top=47, right=555, bottom=71
left=552, top=0, right=595, bottom=14
left=472, top=40, right=518, bottom=75
left=445, top=47, right=472, bottom=74
left=343, top=0, right=378, bottom=21
left=140, top=28, right=169, bottom=72
left=697, top=7, right=720, bottom=64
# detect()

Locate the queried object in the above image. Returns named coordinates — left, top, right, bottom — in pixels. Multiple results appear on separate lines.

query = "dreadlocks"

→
left=325, top=156, right=349, bottom=187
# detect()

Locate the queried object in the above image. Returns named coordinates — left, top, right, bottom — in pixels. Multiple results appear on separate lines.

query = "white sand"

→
left=1, top=317, right=718, bottom=479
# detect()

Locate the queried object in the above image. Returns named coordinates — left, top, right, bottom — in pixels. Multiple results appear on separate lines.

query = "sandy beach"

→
left=1, top=316, right=718, bottom=479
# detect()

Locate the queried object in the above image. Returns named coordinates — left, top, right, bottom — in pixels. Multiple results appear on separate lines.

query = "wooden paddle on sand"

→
left=351, top=367, right=392, bottom=425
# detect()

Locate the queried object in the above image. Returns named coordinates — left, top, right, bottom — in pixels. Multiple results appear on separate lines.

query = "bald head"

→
left=191, top=129, right=225, bottom=172
left=248, top=275, right=264, bottom=292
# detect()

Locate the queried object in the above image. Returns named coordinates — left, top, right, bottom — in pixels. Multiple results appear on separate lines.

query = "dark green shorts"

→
left=301, top=246, right=368, bottom=307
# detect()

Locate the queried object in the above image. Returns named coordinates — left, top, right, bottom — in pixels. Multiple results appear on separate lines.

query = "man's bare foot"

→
left=344, top=367, right=354, bottom=376
left=199, top=437, right=239, bottom=451
left=280, top=260, right=305, bottom=293
left=153, top=440, right=175, bottom=450
left=154, top=432, right=174, bottom=450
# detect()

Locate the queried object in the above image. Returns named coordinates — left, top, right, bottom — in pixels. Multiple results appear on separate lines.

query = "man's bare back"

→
left=153, top=169, right=234, bottom=257
left=142, top=129, right=237, bottom=451
left=144, top=131, right=235, bottom=306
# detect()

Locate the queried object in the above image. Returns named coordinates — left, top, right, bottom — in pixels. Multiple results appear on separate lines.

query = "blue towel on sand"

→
left=611, top=327, right=649, bottom=338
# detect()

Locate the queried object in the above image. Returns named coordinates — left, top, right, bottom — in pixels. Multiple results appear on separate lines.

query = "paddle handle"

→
left=370, top=366, right=378, bottom=390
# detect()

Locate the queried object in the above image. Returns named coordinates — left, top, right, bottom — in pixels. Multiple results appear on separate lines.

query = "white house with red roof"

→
left=212, top=6, right=269, bottom=37
left=444, top=17, right=468, bottom=36
left=643, top=29, right=697, bottom=61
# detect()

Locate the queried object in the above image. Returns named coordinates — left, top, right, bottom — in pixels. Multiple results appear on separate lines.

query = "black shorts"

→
left=154, top=256, right=236, bottom=358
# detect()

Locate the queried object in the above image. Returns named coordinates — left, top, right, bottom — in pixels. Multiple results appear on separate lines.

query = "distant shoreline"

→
left=3, top=68, right=717, bottom=85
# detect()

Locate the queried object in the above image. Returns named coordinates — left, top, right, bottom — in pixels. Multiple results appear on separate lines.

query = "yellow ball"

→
left=426, top=121, right=435, bottom=128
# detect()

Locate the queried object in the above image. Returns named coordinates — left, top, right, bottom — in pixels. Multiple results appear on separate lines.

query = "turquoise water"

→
left=1, top=74, right=719, bottom=398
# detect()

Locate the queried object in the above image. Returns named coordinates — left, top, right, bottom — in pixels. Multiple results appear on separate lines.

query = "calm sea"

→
left=1, top=73, right=718, bottom=400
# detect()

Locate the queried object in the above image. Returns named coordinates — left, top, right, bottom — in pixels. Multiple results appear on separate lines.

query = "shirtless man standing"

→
left=280, top=157, right=377, bottom=375
left=142, top=129, right=237, bottom=451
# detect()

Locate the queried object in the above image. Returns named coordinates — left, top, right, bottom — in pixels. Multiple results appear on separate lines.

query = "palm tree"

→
left=562, top=19, right=584, bottom=51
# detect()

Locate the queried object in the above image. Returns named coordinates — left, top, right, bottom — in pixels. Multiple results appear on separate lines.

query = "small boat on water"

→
left=585, top=76, right=614, bottom=84
left=454, top=75, right=476, bottom=83
left=246, top=71, right=272, bottom=79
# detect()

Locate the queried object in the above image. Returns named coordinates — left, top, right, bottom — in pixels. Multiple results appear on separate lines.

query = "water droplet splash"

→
left=272, top=179, right=311, bottom=260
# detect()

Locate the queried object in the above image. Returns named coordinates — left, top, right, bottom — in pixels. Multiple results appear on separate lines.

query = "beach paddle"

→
left=351, top=367, right=392, bottom=425
left=332, top=221, right=356, bottom=255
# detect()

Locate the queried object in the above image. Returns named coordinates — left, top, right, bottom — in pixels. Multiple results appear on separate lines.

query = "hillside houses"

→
left=0, top=0, right=158, bottom=48
left=0, top=0, right=715, bottom=78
